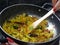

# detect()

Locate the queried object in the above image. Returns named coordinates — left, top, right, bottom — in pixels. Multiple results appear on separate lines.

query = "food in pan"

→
left=2, top=13, right=53, bottom=43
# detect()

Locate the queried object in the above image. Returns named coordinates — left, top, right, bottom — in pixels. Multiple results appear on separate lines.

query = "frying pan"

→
left=0, top=4, right=60, bottom=45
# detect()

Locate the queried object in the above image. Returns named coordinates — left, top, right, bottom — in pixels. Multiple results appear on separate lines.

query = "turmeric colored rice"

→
left=2, top=13, right=53, bottom=43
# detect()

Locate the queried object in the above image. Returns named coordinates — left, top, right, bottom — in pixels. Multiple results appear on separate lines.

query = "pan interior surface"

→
left=2, top=13, right=57, bottom=43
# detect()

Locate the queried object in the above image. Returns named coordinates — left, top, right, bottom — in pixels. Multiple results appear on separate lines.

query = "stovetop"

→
left=0, top=0, right=60, bottom=45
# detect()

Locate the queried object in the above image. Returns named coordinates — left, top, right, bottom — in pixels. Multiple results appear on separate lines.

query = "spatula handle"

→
left=32, top=9, right=54, bottom=28
left=32, top=0, right=60, bottom=29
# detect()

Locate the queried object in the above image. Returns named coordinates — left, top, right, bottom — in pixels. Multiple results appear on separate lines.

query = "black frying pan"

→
left=0, top=4, right=60, bottom=45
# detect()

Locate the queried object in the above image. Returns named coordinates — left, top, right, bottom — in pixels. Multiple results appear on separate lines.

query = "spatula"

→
left=29, top=0, right=60, bottom=31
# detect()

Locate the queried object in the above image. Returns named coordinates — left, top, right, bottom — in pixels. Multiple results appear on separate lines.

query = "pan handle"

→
left=41, top=3, right=53, bottom=11
left=0, top=32, right=15, bottom=44
left=0, top=32, right=8, bottom=43
left=0, top=28, right=15, bottom=43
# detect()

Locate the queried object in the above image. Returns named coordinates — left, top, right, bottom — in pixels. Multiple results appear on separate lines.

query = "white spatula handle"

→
left=32, top=0, right=60, bottom=28
left=32, top=9, right=54, bottom=28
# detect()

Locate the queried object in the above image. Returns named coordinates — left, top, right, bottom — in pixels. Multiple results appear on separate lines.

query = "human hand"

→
left=52, top=0, right=60, bottom=11
left=2, top=37, right=19, bottom=45
left=52, top=0, right=58, bottom=6
left=2, top=41, right=19, bottom=45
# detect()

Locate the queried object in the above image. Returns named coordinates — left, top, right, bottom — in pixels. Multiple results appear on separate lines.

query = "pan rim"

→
left=0, top=4, right=60, bottom=44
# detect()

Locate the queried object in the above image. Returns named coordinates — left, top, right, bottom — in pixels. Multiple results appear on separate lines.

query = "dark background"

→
left=0, top=0, right=51, bottom=11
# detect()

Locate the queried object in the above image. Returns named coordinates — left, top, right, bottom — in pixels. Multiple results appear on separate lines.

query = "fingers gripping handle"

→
left=53, top=0, right=60, bottom=12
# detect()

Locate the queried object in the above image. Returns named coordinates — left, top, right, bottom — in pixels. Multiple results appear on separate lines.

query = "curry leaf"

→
left=13, top=25, right=18, bottom=29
